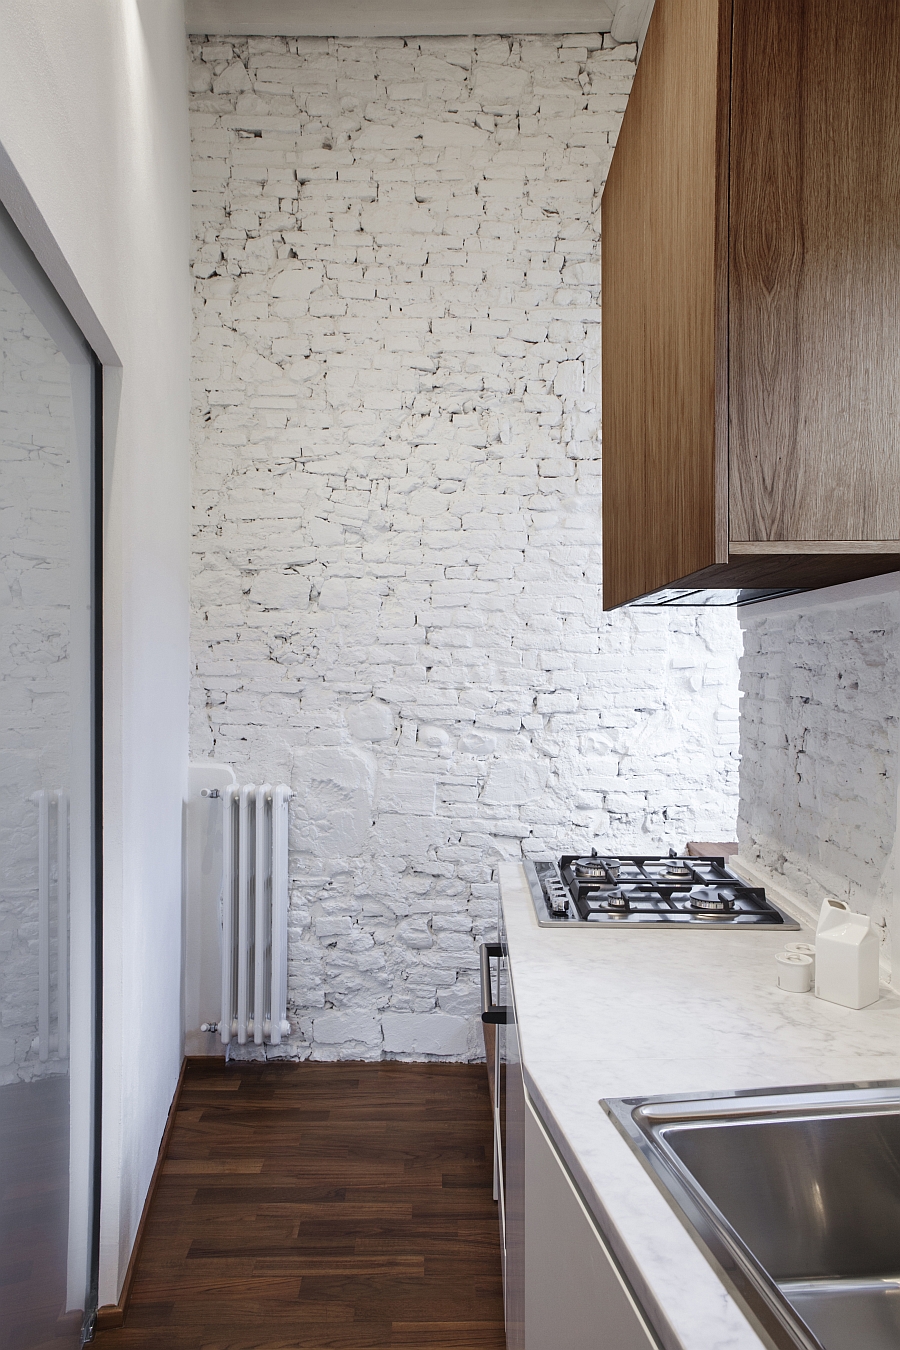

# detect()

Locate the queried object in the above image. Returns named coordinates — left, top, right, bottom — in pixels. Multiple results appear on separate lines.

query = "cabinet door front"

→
left=499, top=953, right=525, bottom=1349
left=729, top=0, right=900, bottom=545
left=524, top=1103, right=658, bottom=1350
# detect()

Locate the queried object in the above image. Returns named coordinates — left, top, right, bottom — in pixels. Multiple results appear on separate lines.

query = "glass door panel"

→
left=0, top=204, right=100, bottom=1348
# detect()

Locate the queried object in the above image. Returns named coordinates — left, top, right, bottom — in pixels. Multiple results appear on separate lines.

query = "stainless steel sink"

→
left=603, top=1082, right=900, bottom=1350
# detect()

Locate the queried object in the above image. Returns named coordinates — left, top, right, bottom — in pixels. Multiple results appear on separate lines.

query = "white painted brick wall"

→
left=738, top=592, right=900, bottom=967
left=188, top=33, right=742, bottom=1061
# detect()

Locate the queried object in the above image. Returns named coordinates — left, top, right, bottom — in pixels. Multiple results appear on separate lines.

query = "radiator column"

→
left=219, top=783, right=292, bottom=1049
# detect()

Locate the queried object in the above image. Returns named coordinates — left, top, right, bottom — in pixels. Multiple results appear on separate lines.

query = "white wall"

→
left=189, top=33, right=742, bottom=1062
left=0, top=0, right=191, bottom=1306
left=738, top=575, right=900, bottom=971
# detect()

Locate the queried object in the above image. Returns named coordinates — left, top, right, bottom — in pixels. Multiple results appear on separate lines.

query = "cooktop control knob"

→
left=546, top=878, right=570, bottom=916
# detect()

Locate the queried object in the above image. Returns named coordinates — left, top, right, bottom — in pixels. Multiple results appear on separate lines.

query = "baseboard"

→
left=95, top=1056, right=189, bottom=1330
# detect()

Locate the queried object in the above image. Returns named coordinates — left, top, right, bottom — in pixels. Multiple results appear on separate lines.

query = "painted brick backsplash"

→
left=738, top=593, right=900, bottom=966
left=188, top=33, right=742, bottom=1061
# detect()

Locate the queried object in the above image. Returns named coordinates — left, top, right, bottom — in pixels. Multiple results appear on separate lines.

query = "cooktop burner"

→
left=525, top=852, right=799, bottom=928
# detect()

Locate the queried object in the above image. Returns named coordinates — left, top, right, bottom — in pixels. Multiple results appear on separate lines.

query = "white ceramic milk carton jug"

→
left=815, top=897, right=879, bottom=1009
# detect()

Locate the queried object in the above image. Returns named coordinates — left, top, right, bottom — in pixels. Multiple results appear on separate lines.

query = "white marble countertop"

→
left=499, top=858, right=900, bottom=1350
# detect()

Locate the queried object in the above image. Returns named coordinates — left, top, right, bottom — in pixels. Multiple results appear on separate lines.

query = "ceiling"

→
left=185, top=0, right=655, bottom=42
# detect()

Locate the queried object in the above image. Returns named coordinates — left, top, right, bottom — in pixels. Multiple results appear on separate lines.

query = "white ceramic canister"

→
left=785, top=941, right=816, bottom=976
left=775, top=951, right=813, bottom=993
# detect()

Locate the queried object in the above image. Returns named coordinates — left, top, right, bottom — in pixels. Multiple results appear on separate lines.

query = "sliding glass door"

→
left=0, top=203, right=101, bottom=1347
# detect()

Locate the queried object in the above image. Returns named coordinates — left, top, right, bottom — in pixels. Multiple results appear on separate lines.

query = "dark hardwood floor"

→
left=93, top=1059, right=505, bottom=1350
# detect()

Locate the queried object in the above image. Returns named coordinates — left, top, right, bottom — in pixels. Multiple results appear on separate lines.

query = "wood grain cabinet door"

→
left=728, top=0, right=900, bottom=548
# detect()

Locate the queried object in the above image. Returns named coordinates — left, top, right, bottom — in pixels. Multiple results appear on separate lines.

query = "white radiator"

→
left=31, top=789, right=68, bottom=1062
left=220, top=783, right=292, bottom=1047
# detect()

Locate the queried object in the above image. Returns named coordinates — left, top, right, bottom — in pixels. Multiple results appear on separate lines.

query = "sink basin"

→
left=603, top=1083, right=900, bottom=1350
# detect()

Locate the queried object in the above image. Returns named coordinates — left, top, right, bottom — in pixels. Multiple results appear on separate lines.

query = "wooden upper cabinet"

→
left=601, top=0, right=900, bottom=609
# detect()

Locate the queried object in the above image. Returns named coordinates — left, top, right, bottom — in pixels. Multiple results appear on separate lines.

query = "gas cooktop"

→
left=525, top=852, right=799, bottom=929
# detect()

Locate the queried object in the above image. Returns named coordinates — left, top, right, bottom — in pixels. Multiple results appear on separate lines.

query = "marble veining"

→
left=500, top=860, right=900, bottom=1350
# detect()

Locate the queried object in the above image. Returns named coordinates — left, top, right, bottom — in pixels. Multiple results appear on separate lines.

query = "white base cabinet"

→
left=523, top=1099, right=658, bottom=1350
left=490, top=919, right=656, bottom=1349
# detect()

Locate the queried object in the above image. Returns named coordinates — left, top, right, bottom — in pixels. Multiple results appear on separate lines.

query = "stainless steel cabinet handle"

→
left=480, top=942, right=509, bottom=1024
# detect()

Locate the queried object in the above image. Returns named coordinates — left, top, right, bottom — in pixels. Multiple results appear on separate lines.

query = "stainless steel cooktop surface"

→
left=525, top=852, right=799, bottom=929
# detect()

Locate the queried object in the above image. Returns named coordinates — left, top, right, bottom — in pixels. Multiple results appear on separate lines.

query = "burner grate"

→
left=525, top=854, right=799, bottom=928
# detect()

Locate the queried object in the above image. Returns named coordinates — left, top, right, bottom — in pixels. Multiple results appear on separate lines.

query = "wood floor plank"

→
left=163, top=1159, right=267, bottom=1175
left=94, top=1061, right=504, bottom=1350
